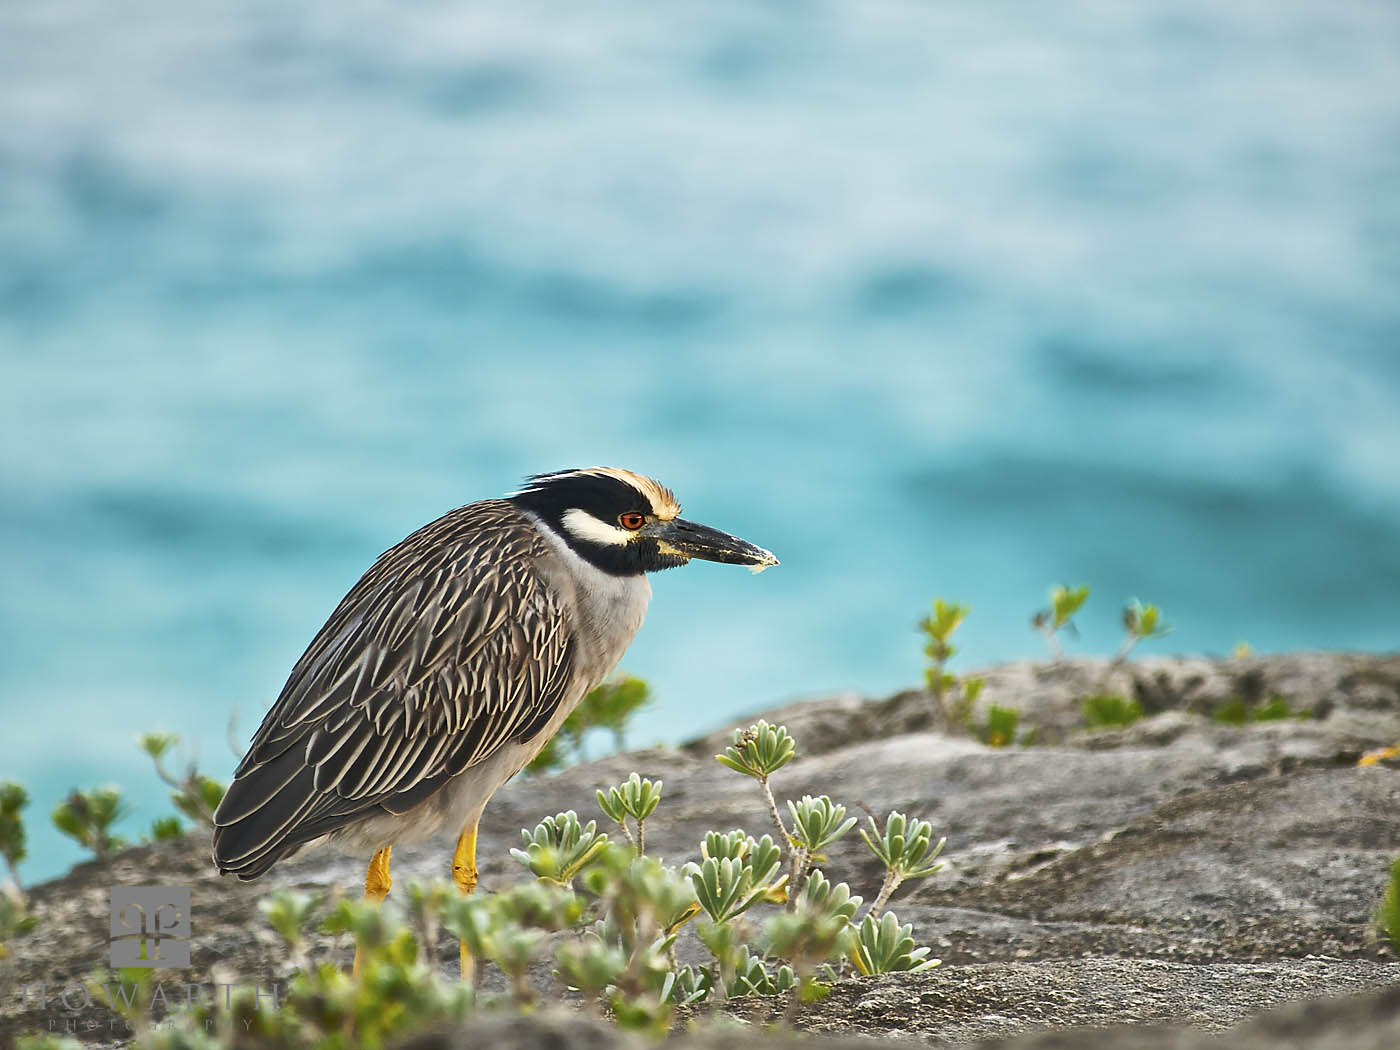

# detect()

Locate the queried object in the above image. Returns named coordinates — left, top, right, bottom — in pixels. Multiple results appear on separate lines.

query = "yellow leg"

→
left=365, top=845, right=394, bottom=902
left=453, top=823, right=478, bottom=982
left=352, top=846, right=392, bottom=976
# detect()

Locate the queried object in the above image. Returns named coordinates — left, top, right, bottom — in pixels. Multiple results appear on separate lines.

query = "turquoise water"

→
left=2, top=1, right=1398, bottom=883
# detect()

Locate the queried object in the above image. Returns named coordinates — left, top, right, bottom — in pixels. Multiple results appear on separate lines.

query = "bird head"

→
left=511, top=467, right=779, bottom=577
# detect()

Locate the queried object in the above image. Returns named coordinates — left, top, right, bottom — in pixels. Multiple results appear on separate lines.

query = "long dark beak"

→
left=644, top=517, right=779, bottom=572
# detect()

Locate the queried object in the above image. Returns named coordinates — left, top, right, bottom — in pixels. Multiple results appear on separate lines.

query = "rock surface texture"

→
left=4, top=652, right=1399, bottom=1046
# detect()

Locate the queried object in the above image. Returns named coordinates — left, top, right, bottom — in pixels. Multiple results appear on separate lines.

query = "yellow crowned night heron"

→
left=211, top=467, right=777, bottom=974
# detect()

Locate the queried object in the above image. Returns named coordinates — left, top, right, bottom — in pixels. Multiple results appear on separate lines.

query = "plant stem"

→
left=866, top=869, right=901, bottom=919
left=636, top=819, right=645, bottom=857
left=931, top=661, right=947, bottom=726
left=1095, top=634, right=1140, bottom=696
left=760, top=776, right=789, bottom=849
left=785, top=845, right=810, bottom=913
left=511, top=970, right=534, bottom=1007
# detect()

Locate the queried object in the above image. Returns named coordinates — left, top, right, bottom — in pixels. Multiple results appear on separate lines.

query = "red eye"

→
left=619, top=512, right=645, bottom=531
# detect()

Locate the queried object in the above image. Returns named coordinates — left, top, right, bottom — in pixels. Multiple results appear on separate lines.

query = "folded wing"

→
left=212, top=501, right=575, bottom=879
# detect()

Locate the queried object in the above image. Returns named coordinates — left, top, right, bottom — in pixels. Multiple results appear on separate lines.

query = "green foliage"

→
left=574, top=848, right=693, bottom=1028
left=1213, top=694, right=1300, bottom=726
left=861, top=811, right=946, bottom=883
left=597, top=773, right=662, bottom=854
left=1121, top=599, right=1170, bottom=645
left=95, top=966, right=159, bottom=1035
left=0, top=780, right=29, bottom=884
left=699, top=830, right=784, bottom=887
left=860, top=811, right=946, bottom=918
left=259, top=889, right=322, bottom=968
left=787, top=795, right=856, bottom=855
left=52, top=786, right=127, bottom=860
left=111, top=721, right=946, bottom=1047
left=660, top=963, right=711, bottom=1006
left=917, top=589, right=1171, bottom=737
left=781, top=794, right=856, bottom=908
left=918, top=598, right=985, bottom=732
left=851, top=911, right=940, bottom=975
left=140, top=732, right=226, bottom=830
left=1050, top=584, right=1091, bottom=627
left=493, top=879, right=587, bottom=932
left=976, top=704, right=1021, bottom=749
left=762, top=907, right=851, bottom=976
left=597, top=773, right=662, bottom=826
left=1377, top=857, right=1400, bottom=956
left=18, top=1037, right=85, bottom=1050
left=1032, top=584, right=1090, bottom=658
left=715, top=720, right=800, bottom=853
left=1213, top=699, right=1249, bottom=725
left=527, top=674, right=653, bottom=773
left=1108, top=598, right=1173, bottom=666
left=687, top=852, right=781, bottom=924
left=702, top=828, right=751, bottom=863
left=726, top=945, right=795, bottom=998
left=920, top=598, right=967, bottom=673
left=180, top=897, right=472, bottom=1050
left=715, top=720, right=795, bottom=781
left=1252, top=695, right=1296, bottom=721
left=0, top=889, right=37, bottom=959
left=149, top=816, right=185, bottom=842
left=509, top=810, right=609, bottom=888
left=1082, top=694, right=1144, bottom=729
left=798, top=868, right=862, bottom=924
left=557, top=933, right=627, bottom=1004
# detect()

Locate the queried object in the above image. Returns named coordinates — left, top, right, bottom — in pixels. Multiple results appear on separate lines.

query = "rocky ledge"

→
left=3, top=652, right=1399, bottom=1047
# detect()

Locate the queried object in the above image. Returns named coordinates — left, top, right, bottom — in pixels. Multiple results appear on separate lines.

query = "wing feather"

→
left=212, top=500, right=577, bottom=879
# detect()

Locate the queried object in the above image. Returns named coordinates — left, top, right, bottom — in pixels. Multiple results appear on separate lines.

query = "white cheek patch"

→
left=561, top=507, right=632, bottom=547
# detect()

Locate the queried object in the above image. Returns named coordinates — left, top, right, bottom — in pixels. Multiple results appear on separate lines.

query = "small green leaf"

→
left=787, top=796, right=856, bottom=854
left=0, top=781, right=29, bottom=872
left=597, top=772, right=662, bottom=825
left=981, top=705, right=1021, bottom=748
left=259, top=889, right=320, bottom=949
left=1123, top=599, right=1171, bottom=641
left=715, top=720, right=796, bottom=781
left=763, top=908, right=852, bottom=968
left=197, top=776, right=226, bottom=814
left=149, top=817, right=184, bottom=842
left=1050, top=584, right=1090, bottom=627
left=851, top=910, right=941, bottom=975
left=799, top=868, right=862, bottom=923
left=138, top=732, right=177, bottom=761
left=1376, top=856, right=1400, bottom=956
left=860, top=812, right=946, bottom=881
left=746, top=833, right=783, bottom=886
left=702, top=829, right=750, bottom=863
left=556, top=934, right=627, bottom=997
left=510, top=811, right=609, bottom=886
left=1082, top=694, right=1144, bottom=729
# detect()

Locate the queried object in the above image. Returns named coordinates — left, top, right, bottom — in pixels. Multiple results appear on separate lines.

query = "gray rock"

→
left=2, top=653, right=1397, bottom=1048
left=394, top=974, right=1400, bottom=1050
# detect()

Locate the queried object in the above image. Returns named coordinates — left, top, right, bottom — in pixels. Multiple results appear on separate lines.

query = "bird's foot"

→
left=452, top=825, right=479, bottom=981
left=451, top=826, right=478, bottom=896
left=364, top=845, right=393, bottom=904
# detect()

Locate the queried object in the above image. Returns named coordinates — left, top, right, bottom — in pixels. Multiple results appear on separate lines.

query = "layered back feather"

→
left=212, top=499, right=576, bottom=879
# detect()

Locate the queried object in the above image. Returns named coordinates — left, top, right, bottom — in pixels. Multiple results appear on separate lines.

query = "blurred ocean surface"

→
left=2, top=1, right=1398, bottom=882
